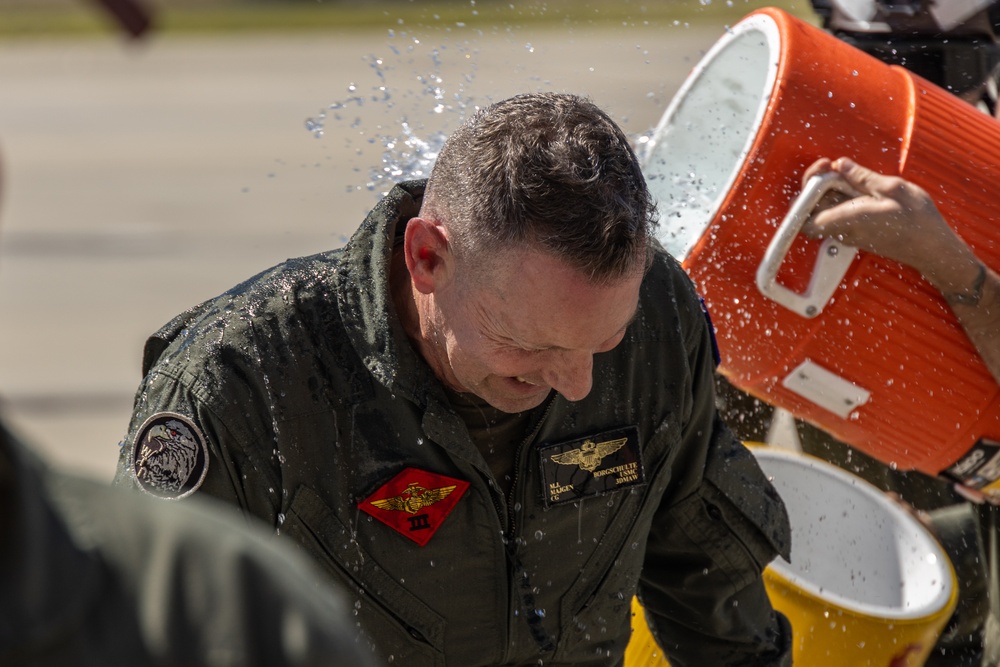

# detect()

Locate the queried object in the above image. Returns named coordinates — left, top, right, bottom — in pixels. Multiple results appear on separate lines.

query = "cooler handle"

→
left=756, top=172, right=859, bottom=318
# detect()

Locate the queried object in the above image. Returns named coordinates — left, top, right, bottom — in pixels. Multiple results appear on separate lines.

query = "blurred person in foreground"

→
left=0, top=422, right=376, bottom=666
left=1, top=2, right=374, bottom=664
left=717, top=1, right=1000, bottom=664
left=114, top=91, right=793, bottom=666
left=0, top=160, right=375, bottom=667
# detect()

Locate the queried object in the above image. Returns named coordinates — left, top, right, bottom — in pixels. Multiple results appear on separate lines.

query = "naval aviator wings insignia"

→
left=539, top=426, right=644, bottom=507
left=359, top=467, right=469, bottom=546
left=369, top=482, right=458, bottom=514
left=550, top=437, right=628, bottom=472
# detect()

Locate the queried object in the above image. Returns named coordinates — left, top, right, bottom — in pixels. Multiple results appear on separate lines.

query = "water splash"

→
left=304, top=33, right=481, bottom=202
left=304, top=25, right=667, bottom=216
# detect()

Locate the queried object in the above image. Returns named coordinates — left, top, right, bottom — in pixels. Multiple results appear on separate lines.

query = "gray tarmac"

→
left=0, top=21, right=746, bottom=481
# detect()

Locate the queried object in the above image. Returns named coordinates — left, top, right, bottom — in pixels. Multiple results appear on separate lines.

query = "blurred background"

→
left=0, top=0, right=813, bottom=481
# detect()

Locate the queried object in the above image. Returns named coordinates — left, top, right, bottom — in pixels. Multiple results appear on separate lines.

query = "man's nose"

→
left=542, top=350, right=594, bottom=402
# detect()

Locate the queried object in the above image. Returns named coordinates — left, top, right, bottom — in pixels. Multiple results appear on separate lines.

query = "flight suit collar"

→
left=336, top=180, right=446, bottom=410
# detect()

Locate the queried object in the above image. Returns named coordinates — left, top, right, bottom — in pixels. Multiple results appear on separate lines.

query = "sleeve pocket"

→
left=678, top=440, right=790, bottom=597
left=703, top=440, right=791, bottom=562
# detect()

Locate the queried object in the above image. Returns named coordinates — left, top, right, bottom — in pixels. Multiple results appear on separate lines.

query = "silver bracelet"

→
left=945, top=262, right=987, bottom=307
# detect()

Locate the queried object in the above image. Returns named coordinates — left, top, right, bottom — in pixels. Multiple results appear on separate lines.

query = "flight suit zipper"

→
left=501, top=396, right=557, bottom=661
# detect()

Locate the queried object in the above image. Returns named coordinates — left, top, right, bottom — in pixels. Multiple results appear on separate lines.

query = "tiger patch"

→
left=130, top=412, right=209, bottom=499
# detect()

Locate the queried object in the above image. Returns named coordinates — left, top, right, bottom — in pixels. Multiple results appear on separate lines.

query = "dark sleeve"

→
left=924, top=503, right=989, bottom=651
left=113, top=365, right=282, bottom=527
left=714, top=374, right=775, bottom=445
left=52, top=470, right=377, bottom=667
left=639, top=292, right=793, bottom=667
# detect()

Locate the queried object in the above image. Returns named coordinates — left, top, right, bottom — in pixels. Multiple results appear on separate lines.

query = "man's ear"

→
left=404, top=216, right=454, bottom=295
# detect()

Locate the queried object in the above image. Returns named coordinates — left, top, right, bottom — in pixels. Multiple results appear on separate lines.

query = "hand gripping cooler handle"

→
left=756, top=172, right=859, bottom=318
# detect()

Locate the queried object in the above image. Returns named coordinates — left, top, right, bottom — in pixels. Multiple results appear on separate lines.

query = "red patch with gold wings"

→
left=359, top=467, right=469, bottom=546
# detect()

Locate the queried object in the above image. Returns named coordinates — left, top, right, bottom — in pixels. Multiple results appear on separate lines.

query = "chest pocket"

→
left=551, top=420, right=682, bottom=664
left=281, top=485, right=446, bottom=667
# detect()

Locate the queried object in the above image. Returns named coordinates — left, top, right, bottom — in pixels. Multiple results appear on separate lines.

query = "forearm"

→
left=920, top=250, right=1000, bottom=385
left=799, top=158, right=1000, bottom=385
left=949, top=266, right=1000, bottom=386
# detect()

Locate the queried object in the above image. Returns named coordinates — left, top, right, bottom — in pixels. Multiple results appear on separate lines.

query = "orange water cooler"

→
left=641, top=7, right=1000, bottom=492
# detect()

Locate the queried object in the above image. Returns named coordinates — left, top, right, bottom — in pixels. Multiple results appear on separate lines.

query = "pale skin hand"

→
left=800, top=157, right=1000, bottom=385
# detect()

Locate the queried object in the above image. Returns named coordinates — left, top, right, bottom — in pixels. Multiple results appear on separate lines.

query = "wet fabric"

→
left=115, top=181, right=792, bottom=666
left=0, top=416, right=373, bottom=667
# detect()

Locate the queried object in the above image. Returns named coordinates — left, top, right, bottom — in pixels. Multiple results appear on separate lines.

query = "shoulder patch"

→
left=131, top=412, right=209, bottom=500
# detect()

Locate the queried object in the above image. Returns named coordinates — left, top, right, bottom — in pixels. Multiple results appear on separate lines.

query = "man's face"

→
left=426, top=247, right=643, bottom=413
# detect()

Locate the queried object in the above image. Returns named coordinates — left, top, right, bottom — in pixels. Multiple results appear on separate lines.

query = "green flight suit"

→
left=115, top=181, right=793, bottom=667
left=0, top=416, right=373, bottom=667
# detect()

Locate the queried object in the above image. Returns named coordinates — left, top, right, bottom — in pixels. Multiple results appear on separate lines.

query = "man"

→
left=789, top=157, right=1000, bottom=665
left=115, top=92, right=792, bottom=666
left=717, top=2, right=1000, bottom=664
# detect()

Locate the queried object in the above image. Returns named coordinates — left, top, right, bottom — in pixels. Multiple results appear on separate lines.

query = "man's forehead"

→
left=478, top=254, right=643, bottom=348
left=478, top=244, right=643, bottom=289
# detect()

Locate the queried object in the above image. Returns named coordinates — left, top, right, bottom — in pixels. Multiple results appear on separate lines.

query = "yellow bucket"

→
left=626, top=447, right=957, bottom=667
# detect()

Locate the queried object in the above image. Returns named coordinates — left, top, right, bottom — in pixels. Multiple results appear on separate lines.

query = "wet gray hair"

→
left=422, top=92, right=657, bottom=284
